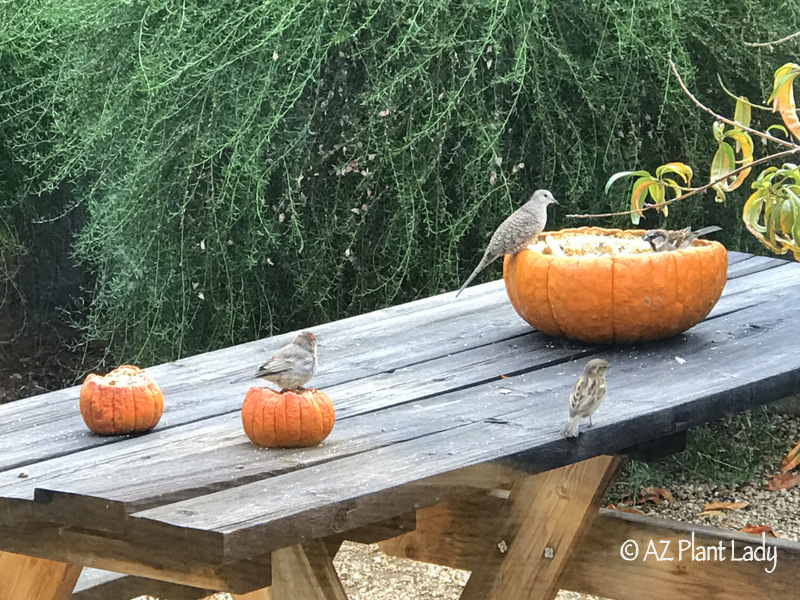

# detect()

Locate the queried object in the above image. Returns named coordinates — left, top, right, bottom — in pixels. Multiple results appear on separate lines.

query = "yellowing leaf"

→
left=655, top=162, right=693, bottom=185
left=780, top=440, right=800, bottom=472
left=768, top=63, right=800, bottom=140
left=721, top=130, right=753, bottom=191
left=703, top=501, right=749, bottom=511
left=630, top=176, right=656, bottom=225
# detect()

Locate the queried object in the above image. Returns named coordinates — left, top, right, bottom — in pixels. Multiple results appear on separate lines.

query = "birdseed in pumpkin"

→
left=529, top=233, right=652, bottom=257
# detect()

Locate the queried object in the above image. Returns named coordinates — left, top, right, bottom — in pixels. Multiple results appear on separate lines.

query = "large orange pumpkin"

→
left=503, top=227, right=728, bottom=343
left=79, top=365, right=164, bottom=435
left=241, top=387, right=335, bottom=448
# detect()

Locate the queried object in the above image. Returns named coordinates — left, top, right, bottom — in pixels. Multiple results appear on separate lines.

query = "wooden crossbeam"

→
left=458, top=455, right=620, bottom=600
left=381, top=488, right=800, bottom=599
left=269, top=541, right=348, bottom=600
left=0, top=551, right=81, bottom=600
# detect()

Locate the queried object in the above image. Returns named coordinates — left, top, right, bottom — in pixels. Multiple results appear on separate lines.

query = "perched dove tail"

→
left=455, top=254, right=497, bottom=297
left=560, top=415, right=581, bottom=438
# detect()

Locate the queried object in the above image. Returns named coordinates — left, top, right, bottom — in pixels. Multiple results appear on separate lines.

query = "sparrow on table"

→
left=643, top=226, right=722, bottom=252
left=456, top=189, right=558, bottom=297
left=255, top=331, right=317, bottom=391
left=560, top=358, right=610, bottom=438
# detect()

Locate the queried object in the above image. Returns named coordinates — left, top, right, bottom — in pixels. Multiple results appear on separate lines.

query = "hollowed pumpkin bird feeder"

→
left=503, top=227, right=727, bottom=343
left=79, top=365, right=164, bottom=435
left=241, top=387, right=335, bottom=448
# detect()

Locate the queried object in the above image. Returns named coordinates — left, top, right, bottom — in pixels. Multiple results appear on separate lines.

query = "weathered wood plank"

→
left=122, top=293, right=800, bottom=564
left=459, top=455, right=619, bottom=600
left=0, top=283, right=518, bottom=471
left=0, top=520, right=269, bottom=593
left=6, top=258, right=800, bottom=524
left=0, top=252, right=789, bottom=474
left=73, top=569, right=212, bottom=600
left=17, top=336, right=596, bottom=524
left=0, top=551, right=81, bottom=600
left=726, top=253, right=790, bottom=279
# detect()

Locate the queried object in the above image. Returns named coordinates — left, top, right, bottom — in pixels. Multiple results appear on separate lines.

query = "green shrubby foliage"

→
left=1, top=0, right=799, bottom=364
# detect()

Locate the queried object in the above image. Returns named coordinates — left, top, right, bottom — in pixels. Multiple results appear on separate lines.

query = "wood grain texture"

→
left=380, top=499, right=800, bottom=600
left=459, top=455, right=619, bottom=600
left=269, top=541, right=348, bottom=600
left=0, top=278, right=517, bottom=472
left=0, top=551, right=81, bottom=600
left=561, top=509, right=800, bottom=600
left=18, top=261, right=800, bottom=529
left=231, top=588, right=272, bottom=600
left=73, top=568, right=212, bottom=600
left=123, top=285, right=800, bottom=564
left=0, top=252, right=774, bottom=474
left=0, top=521, right=269, bottom=593
left=378, top=491, right=507, bottom=569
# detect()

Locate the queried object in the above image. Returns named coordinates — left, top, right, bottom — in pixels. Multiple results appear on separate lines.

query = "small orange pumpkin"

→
left=241, top=387, right=335, bottom=448
left=79, top=364, right=164, bottom=435
left=503, top=227, right=728, bottom=343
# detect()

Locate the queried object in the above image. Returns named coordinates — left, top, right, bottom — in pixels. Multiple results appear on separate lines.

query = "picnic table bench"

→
left=2, top=250, right=800, bottom=600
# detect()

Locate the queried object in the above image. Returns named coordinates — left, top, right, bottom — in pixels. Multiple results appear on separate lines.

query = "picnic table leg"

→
left=459, top=454, right=620, bottom=600
left=0, top=551, right=82, bottom=600
left=266, top=540, right=348, bottom=600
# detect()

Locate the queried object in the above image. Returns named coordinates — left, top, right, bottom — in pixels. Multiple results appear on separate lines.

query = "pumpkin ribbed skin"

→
left=79, top=365, right=164, bottom=435
left=241, top=387, right=335, bottom=448
left=503, top=227, right=728, bottom=343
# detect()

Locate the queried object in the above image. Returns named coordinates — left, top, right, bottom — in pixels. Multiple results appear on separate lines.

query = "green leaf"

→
left=734, top=97, right=751, bottom=129
left=780, top=196, right=794, bottom=234
left=766, top=124, right=789, bottom=138
left=605, top=170, right=652, bottom=194
left=743, top=189, right=769, bottom=235
left=648, top=182, right=665, bottom=204
left=790, top=194, right=800, bottom=247
left=712, top=121, right=725, bottom=142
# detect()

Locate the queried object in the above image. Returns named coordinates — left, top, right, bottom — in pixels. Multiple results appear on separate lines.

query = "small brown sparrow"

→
left=456, top=190, right=558, bottom=297
left=255, top=331, right=317, bottom=391
left=561, top=358, right=610, bottom=438
left=643, top=226, right=722, bottom=252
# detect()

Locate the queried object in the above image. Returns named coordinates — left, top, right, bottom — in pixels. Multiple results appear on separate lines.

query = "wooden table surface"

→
left=2, top=250, right=800, bottom=595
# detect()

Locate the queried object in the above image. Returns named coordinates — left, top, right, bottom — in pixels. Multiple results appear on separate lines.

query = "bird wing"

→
left=255, top=346, right=300, bottom=376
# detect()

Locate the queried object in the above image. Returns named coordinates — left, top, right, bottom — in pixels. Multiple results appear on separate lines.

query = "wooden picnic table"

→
left=2, top=250, right=800, bottom=600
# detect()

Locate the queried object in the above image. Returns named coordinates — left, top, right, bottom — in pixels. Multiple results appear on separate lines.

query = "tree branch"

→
left=668, top=60, right=797, bottom=149
left=566, top=147, right=800, bottom=220
left=744, top=30, right=800, bottom=48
